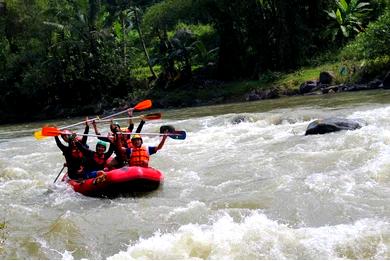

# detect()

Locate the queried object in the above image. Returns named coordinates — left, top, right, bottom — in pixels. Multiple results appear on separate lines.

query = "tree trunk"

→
left=0, top=0, right=6, bottom=16
left=88, top=0, right=99, bottom=58
left=133, top=7, right=157, bottom=79
left=122, top=14, right=127, bottom=66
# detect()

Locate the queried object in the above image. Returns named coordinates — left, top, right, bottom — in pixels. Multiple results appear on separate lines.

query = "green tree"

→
left=132, top=6, right=157, bottom=78
left=203, top=0, right=333, bottom=79
left=103, top=0, right=158, bottom=78
left=341, top=8, right=390, bottom=59
left=0, top=0, right=52, bottom=117
left=324, top=0, right=371, bottom=41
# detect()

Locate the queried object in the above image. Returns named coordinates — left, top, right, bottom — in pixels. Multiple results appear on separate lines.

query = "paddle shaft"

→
left=94, top=116, right=141, bottom=123
left=58, top=100, right=151, bottom=130
left=99, top=100, right=151, bottom=120
left=41, top=126, right=185, bottom=139
left=53, top=164, right=66, bottom=183
left=101, top=108, right=131, bottom=120
left=58, top=113, right=124, bottom=130
left=119, top=132, right=174, bottom=136
left=72, top=132, right=178, bottom=138
left=47, top=131, right=175, bottom=138
left=93, top=113, right=161, bottom=123
left=66, top=133, right=108, bottom=138
left=118, top=132, right=186, bottom=139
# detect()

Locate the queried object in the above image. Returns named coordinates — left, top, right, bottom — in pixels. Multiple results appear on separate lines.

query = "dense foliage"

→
left=0, top=0, right=387, bottom=123
left=341, top=7, right=390, bottom=60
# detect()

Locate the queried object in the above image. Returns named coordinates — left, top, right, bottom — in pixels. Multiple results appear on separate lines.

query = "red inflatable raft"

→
left=63, top=166, right=164, bottom=197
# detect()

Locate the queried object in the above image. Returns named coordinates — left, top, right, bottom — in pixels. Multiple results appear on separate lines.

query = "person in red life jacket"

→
left=91, top=109, right=146, bottom=168
left=92, top=110, right=132, bottom=147
left=75, top=139, right=114, bottom=179
left=124, top=109, right=146, bottom=148
left=54, top=118, right=90, bottom=180
left=92, top=109, right=145, bottom=148
left=125, top=133, right=168, bottom=168
left=92, top=120, right=127, bottom=169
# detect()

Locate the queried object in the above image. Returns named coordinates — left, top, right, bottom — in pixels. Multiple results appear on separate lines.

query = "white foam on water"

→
left=166, top=201, right=207, bottom=220
left=8, top=203, right=35, bottom=213
left=1, top=101, right=390, bottom=259
left=0, top=167, right=29, bottom=181
left=108, top=212, right=389, bottom=260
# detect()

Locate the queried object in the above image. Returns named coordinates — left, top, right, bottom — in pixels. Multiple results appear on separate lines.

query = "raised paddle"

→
left=59, top=99, right=153, bottom=129
left=39, top=127, right=107, bottom=138
left=34, top=130, right=44, bottom=140
left=160, top=125, right=175, bottom=133
left=53, top=164, right=66, bottom=183
left=34, top=100, right=153, bottom=139
left=120, top=131, right=187, bottom=140
left=100, top=99, right=152, bottom=120
left=93, top=113, right=162, bottom=123
left=38, top=126, right=187, bottom=140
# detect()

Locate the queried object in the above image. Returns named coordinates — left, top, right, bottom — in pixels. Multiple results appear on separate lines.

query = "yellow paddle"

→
left=34, top=130, right=44, bottom=140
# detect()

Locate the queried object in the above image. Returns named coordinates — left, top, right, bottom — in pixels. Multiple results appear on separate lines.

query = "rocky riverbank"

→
left=1, top=69, right=389, bottom=125
left=246, top=70, right=390, bottom=102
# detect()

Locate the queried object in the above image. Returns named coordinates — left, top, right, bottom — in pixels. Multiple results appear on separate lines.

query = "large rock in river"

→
left=305, top=118, right=362, bottom=135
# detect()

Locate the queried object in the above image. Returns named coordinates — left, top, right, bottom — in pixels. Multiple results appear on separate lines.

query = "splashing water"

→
left=0, top=91, right=389, bottom=259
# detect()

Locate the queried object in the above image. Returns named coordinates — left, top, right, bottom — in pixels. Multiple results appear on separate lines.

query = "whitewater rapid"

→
left=0, top=93, right=389, bottom=259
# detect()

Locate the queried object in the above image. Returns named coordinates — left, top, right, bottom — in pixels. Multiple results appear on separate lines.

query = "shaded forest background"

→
left=0, top=0, right=389, bottom=123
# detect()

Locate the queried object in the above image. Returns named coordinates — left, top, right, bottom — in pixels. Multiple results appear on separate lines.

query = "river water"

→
left=0, top=90, right=389, bottom=259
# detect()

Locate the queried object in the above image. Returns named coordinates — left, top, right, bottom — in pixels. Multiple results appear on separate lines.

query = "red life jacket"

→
left=71, top=147, right=83, bottom=159
left=120, top=135, right=128, bottom=148
left=129, top=146, right=149, bottom=167
left=93, top=153, right=107, bottom=169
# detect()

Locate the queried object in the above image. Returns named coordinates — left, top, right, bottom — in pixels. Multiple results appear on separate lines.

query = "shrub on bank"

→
left=340, top=8, right=390, bottom=82
left=341, top=9, right=390, bottom=60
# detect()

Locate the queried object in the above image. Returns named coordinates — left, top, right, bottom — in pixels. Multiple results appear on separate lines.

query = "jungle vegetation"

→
left=0, top=0, right=389, bottom=122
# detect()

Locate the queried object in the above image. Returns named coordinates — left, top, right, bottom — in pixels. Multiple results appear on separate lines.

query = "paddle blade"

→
left=34, top=130, right=45, bottom=140
left=144, top=113, right=162, bottom=121
left=41, top=127, right=62, bottom=137
left=134, top=100, right=152, bottom=111
left=168, top=131, right=186, bottom=140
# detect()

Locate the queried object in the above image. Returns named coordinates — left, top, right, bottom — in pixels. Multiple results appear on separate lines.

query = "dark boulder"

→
left=319, top=71, right=335, bottom=85
left=368, top=79, right=383, bottom=89
left=246, top=88, right=279, bottom=101
left=321, top=85, right=341, bottom=94
left=305, top=118, right=362, bottom=135
left=299, top=80, right=319, bottom=94
left=246, top=90, right=262, bottom=101
left=383, top=71, right=390, bottom=89
left=340, top=83, right=371, bottom=92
